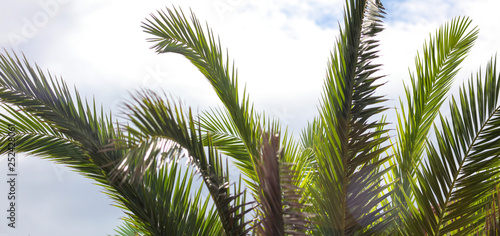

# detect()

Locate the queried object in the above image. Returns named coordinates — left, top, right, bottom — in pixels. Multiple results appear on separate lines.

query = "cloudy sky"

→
left=0, top=0, right=499, bottom=235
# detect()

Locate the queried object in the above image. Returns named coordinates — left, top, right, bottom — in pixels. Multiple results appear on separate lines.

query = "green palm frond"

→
left=394, top=16, right=479, bottom=201
left=199, top=107, right=254, bottom=180
left=408, top=56, right=500, bottom=235
left=0, top=105, right=100, bottom=176
left=142, top=8, right=261, bottom=186
left=122, top=90, right=253, bottom=235
left=0, top=51, right=126, bottom=172
left=2, top=0, right=500, bottom=235
left=281, top=162, right=313, bottom=236
left=281, top=129, right=316, bottom=205
left=482, top=185, right=500, bottom=235
left=310, top=0, right=392, bottom=234
left=110, top=138, right=223, bottom=236
left=0, top=51, right=128, bottom=188
left=0, top=51, right=223, bottom=235
left=110, top=219, right=146, bottom=236
left=141, top=11, right=321, bottom=235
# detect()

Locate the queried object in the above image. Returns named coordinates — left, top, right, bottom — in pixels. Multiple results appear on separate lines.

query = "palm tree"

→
left=1, top=0, right=500, bottom=235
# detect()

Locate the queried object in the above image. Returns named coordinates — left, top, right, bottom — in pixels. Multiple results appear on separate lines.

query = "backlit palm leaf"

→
left=111, top=138, right=223, bottom=236
left=309, top=0, right=392, bottom=234
left=394, top=16, right=479, bottom=202
left=0, top=52, right=224, bottom=235
left=409, top=57, right=500, bottom=235
left=142, top=8, right=261, bottom=187
left=122, top=90, right=253, bottom=235
left=1, top=0, right=499, bottom=235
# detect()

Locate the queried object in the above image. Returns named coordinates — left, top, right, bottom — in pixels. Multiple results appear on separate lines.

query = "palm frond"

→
left=199, top=107, right=254, bottom=181
left=310, top=0, right=391, bottom=234
left=2, top=1, right=500, bottom=235
left=0, top=51, right=221, bottom=235
left=122, top=90, right=253, bottom=235
left=409, top=56, right=500, bottom=235
left=0, top=105, right=102, bottom=176
left=110, top=138, right=223, bottom=236
left=0, top=51, right=125, bottom=172
left=142, top=7, right=261, bottom=186
left=109, top=219, right=146, bottom=236
left=482, top=184, right=500, bottom=235
left=254, top=131, right=312, bottom=236
left=281, top=161, right=314, bottom=235
left=394, top=16, right=479, bottom=200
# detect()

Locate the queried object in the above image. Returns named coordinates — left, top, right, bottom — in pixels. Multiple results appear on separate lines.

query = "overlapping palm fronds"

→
left=121, top=90, right=253, bottom=235
left=142, top=7, right=261, bottom=186
left=406, top=57, right=500, bottom=235
left=1, top=0, right=500, bottom=235
left=308, top=0, right=392, bottom=234
left=141, top=7, right=313, bottom=235
left=254, top=131, right=312, bottom=236
left=111, top=138, right=223, bottom=235
left=393, top=16, right=479, bottom=206
left=109, top=219, right=144, bottom=236
left=0, top=52, right=224, bottom=235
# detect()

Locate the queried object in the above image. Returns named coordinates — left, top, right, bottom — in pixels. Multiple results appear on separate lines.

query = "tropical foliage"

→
left=1, top=0, right=500, bottom=235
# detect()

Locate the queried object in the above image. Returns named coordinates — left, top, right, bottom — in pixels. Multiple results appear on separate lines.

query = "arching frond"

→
left=111, top=138, right=223, bottom=236
left=122, top=90, right=253, bottom=235
left=0, top=51, right=222, bottom=235
left=394, top=16, right=479, bottom=202
left=142, top=8, right=261, bottom=189
left=409, top=57, right=500, bottom=235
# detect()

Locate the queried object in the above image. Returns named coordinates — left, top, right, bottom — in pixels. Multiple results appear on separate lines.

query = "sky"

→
left=0, top=0, right=499, bottom=235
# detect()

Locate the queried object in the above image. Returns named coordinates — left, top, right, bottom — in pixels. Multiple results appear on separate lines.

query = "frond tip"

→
left=410, top=56, right=500, bottom=235
left=311, top=0, right=391, bottom=234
